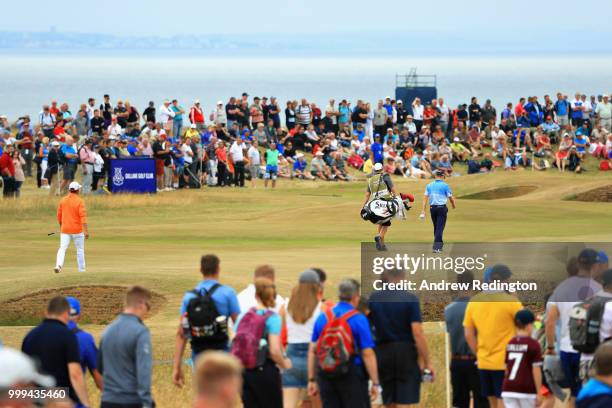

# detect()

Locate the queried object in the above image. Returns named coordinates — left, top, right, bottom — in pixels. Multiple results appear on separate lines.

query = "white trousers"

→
left=56, top=233, right=86, bottom=272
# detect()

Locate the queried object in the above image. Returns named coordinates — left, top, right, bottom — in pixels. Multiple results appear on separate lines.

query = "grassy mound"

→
left=460, top=185, right=538, bottom=200
left=566, top=185, right=612, bottom=202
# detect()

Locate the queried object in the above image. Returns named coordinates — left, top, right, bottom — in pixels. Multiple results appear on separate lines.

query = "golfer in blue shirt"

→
left=420, top=170, right=456, bottom=252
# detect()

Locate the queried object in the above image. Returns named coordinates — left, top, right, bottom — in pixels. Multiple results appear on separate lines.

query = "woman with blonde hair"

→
left=233, top=277, right=291, bottom=408
left=282, top=270, right=323, bottom=408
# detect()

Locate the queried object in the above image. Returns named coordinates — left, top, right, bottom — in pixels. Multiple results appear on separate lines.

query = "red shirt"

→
left=0, top=152, right=15, bottom=177
left=189, top=106, right=204, bottom=124
left=502, top=336, right=543, bottom=396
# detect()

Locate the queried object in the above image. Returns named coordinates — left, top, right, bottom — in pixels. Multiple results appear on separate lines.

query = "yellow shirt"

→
left=363, top=159, right=373, bottom=174
left=463, top=292, right=522, bottom=370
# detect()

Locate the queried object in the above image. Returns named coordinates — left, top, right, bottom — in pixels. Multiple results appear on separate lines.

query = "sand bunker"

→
left=0, top=285, right=166, bottom=326
left=460, top=185, right=538, bottom=200
left=567, top=185, right=612, bottom=203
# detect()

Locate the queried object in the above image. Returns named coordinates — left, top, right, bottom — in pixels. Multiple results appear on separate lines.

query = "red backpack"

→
left=315, top=309, right=359, bottom=377
left=231, top=308, right=273, bottom=369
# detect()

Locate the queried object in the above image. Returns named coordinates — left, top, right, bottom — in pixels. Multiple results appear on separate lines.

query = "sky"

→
left=3, top=0, right=612, bottom=40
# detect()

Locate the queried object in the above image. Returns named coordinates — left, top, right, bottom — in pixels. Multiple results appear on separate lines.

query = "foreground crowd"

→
left=1, top=91, right=612, bottom=197
left=2, top=250, right=612, bottom=408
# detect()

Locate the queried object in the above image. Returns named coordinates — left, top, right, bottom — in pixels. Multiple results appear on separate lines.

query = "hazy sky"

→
left=4, top=0, right=612, bottom=38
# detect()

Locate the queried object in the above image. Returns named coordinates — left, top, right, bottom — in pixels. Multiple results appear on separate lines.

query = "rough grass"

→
left=1, top=169, right=611, bottom=407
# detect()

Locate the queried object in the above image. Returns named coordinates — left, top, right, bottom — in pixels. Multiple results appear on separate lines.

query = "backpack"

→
left=315, top=309, right=359, bottom=377
left=230, top=308, right=273, bottom=369
left=184, top=283, right=227, bottom=352
left=569, top=296, right=612, bottom=354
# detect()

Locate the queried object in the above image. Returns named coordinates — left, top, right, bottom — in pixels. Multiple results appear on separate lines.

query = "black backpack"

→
left=569, top=296, right=612, bottom=354
left=185, top=284, right=227, bottom=353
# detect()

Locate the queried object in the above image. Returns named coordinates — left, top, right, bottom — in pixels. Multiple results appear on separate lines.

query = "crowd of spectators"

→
left=3, top=250, right=612, bottom=408
left=1, top=91, right=611, bottom=197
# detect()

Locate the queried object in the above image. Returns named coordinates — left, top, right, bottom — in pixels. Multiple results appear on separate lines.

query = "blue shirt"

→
left=383, top=103, right=393, bottom=116
left=371, top=142, right=384, bottom=163
left=339, top=106, right=350, bottom=124
left=425, top=179, right=452, bottom=205
left=172, top=105, right=183, bottom=121
left=294, top=160, right=308, bottom=172
left=555, top=100, right=569, bottom=116
left=180, top=279, right=241, bottom=318
left=60, top=144, right=78, bottom=164
left=311, top=301, right=374, bottom=366
left=368, top=290, right=421, bottom=344
left=67, top=321, right=98, bottom=374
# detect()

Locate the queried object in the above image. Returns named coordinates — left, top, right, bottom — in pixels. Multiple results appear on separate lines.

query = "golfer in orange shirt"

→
left=55, top=181, right=89, bottom=273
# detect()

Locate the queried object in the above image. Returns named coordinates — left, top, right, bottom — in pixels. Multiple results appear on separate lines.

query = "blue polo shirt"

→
left=555, top=100, right=569, bottom=116
left=67, top=321, right=98, bottom=374
left=572, top=101, right=583, bottom=119
left=425, top=179, right=452, bottom=206
left=60, top=144, right=78, bottom=164
left=294, top=160, right=308, bottom=172
left=311, top=301, right=374, bottom=366
left=339, top=106, right=350, bottom=124
left=371, top=142, right=384, bottom=163
left=180, top=279, right=241, bottom=318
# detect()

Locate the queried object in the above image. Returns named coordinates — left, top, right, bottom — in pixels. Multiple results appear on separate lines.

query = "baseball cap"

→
left=299, top=269, right=321, bottom=284
left=296, top=153, right=304, bottom=158
left=51, top=141, right=60, bottom=146
left=0, top=347, right=55, bottom=388
left=485, top=264, right=512, bottom=282
left=397, top=99, right=403, bottom=104
left=217, top=100, right=223, bottom=105
left=515, top=309, right=535, bottom=326
left=68, top=181, right=81, bottom=191
left=66, top=296, right=81, bottom=316
left=373, top=162, right=383, bottom=172
left=578, top=248, right=601, bottom=266
left=194, top=99, right=200, bottom=104
left=453, top=137, right=460, bottom=142
left=598, top=251, right=609, bottom=264
left=385, top=95, right=391, bottom=100
left=190, top=124, right=197, bottom=129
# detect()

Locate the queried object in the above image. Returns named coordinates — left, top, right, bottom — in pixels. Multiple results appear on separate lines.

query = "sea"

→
left=1, top=54, right=611, bottom=120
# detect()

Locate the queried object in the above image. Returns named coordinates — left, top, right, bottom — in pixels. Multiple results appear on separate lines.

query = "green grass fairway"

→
left=1, top=170, right=611, bottom=407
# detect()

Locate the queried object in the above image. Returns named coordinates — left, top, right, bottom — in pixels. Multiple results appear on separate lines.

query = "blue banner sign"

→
left=109, top=159, right=157, bottom=194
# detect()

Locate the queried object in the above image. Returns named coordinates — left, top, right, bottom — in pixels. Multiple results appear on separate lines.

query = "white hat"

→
left=453, top=137, right=460, bottom=142
left=373, top=162, right=383, bottom=172
left=0, top=347, right=55, bottom=388
left=190, top=124, right=197, bottom=129
left=51, top=141, right=60, bottom=146
left=397, top=99, right=403, bottom=104
left=194, top=99, right=200, bottom=104
left=217, top=100, right=223, bottom=105
left=385, top=96, right=391, bottom=100
left=315, top=151, right=324, bottom=156
left=296, top=153, right=304, bottom=158
left=69, top=181, right=82, bottom=191
left=603, top=94, right=610, bottom=98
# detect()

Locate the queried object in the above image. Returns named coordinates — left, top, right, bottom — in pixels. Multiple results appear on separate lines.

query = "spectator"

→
left=237, top=264, right=285, bottom=313
left=283, top=269, right=324, bottom=408
left=190, top=100, right=205, bottom=130
left=501, top=309, right=543, bottom=408
left=577, top=342, right=612, bottom=408
left=99, top=286, right=154, bottom=408
left=369, top=268, right=432, bottom=407
left=596, top=94, right=612, bottom=132
left=307, top=278, right=380, bottom=408
left=22, top=296, right=91, bottom=407
left=1, top=142, right=17, bottom=196
left=174, top=254, right=240, bottom=388
left=546, top=249, right=604, bottom=406
left=0, top=347, right=56, bottom=405
left=463, top=264, right=523, bottom=408
left=233, top=278, right=292, bottom=408
left=66, top=296, right=104, bottom=393
left=193, top=351, right=243, bottom=408
left=444, top=271, right=488, bottom=408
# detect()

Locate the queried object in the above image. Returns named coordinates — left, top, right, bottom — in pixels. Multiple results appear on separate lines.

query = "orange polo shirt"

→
left=57, top=193, right=87, bottom=234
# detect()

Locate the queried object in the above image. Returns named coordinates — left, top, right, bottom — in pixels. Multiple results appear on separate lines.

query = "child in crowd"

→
left=501, top=309, right=543, bottom=408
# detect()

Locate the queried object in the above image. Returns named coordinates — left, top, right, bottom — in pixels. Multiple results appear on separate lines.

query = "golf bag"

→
left=360, top=174, right=411, bottom=225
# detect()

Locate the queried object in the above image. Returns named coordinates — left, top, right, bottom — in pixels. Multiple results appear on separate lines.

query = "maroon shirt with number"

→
left=502, top=335, right=543, bottom=396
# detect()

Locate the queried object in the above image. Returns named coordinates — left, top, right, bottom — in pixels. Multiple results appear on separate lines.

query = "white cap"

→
left=296, top=153, right=304, bottom=158
left=0, top=347, right=55, bottom=388
left=217, top=100, right=223, bottom=105
left=194, top=99, right=200, bottom=104
left=190, top=124, right=197, bottom=129
left=453, top=137, right=460, bottom=142
left=397, top=99, right=403, bottom=104
left=604, top=94, right=610, bottom=98
left=385, top=96, right=391, bottom=100
left=373, top=162, right=383, bottom=172
left=69, top=181, right=82, bottom=191
left=51, top=141, right=60, bottom=146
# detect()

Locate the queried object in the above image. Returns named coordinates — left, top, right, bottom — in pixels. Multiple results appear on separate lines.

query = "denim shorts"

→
left=282, top=343, right=309, bottom=388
